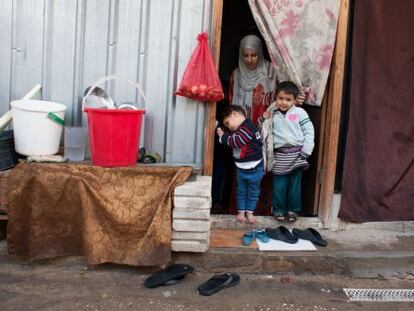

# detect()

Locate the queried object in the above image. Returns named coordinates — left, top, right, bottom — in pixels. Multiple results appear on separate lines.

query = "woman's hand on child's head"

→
left=262, top=111, right=271, bottom=119
left=216, top=127, right=224, bottom=137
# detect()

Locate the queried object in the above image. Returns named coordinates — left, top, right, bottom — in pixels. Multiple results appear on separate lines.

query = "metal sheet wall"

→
left=0, top=0, right=211, bottom=165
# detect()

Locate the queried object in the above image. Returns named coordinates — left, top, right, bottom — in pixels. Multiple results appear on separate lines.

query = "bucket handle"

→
left=82, top=74, right=147, bottom=111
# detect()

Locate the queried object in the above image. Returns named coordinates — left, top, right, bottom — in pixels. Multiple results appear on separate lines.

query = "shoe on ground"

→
left=254, top=230, right=269, bottom=243
left=265, top=226, right=298, bottom=244
left=292, top=227, right=327, bottom=246
left=242, top=231, right=255, bottom=246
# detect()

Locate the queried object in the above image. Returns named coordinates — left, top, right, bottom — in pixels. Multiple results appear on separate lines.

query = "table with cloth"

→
left=6, top=162, right=192, bottom=267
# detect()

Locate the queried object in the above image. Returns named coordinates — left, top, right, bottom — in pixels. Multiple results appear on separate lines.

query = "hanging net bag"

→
left=176, top=32, right=224, bottom=102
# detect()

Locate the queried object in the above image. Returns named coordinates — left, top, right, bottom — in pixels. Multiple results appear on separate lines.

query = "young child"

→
left=259, top=81, right=314, bottom=222
left=217, top=105, right=264, bottom=223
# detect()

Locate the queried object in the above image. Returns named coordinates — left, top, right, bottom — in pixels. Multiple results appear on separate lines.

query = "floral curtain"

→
left=248, top=0, right=341, bottom=106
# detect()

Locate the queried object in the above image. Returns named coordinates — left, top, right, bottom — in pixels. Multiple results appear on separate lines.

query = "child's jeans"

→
left=236, top=162, right=264, bottom=212
left=272, top=169, right=302, bottom=215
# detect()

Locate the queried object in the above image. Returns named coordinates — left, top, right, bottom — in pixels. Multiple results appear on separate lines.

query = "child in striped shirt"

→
left=217, top=105, right=264, bottom=223
left=259, top=81, right=314, bottom=223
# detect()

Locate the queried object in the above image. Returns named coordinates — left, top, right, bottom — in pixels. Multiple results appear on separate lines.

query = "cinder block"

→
left=173, top=209, right=210, bottom=220
left=174, top=182, right=211, bottom=197
left=195, top=175, right=212, bottom=183
left=174, top=176, right=212, bottom=198
left=174, top=196, right=211, bottom=210
left=172, top=231, right=210, bottom=240
left=173, top=219, right=210, bottom=232
left=171, top=240, right=209, bottom=252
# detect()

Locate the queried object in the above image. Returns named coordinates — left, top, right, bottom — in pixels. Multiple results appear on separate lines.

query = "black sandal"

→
left=287, top=212, right=297, bottom=223
left=197, top=273, right=240, bottom=296
left=144, top=264, right=194, bottom=288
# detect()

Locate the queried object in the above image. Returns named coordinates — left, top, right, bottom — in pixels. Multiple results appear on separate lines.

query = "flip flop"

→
left=197, top=273, right=240, bottom=296
left=292, top=228, right=328, bottom=247
left=265, top=226, right=298, bottom=244
left=143, top=264, right=194, bottom=288
left=161, top=274, right=186, bottom=286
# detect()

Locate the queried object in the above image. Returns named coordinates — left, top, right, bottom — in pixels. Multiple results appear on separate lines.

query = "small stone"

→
left=281, top=276, right=290, bottom=284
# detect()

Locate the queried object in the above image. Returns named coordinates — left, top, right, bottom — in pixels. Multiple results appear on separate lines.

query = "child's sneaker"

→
left=242, top=231, right=255, bottom=246
left=254, top=230, right=269, bottom=243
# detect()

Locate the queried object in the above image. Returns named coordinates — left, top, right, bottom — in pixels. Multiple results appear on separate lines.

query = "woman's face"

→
left=242, top=48, right=259, bottom=71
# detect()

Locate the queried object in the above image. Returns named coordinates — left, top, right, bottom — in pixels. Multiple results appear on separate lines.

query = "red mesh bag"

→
left=176, top=32, right=224, bottom=102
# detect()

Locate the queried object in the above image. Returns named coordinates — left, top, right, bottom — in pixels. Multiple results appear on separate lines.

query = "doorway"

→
left=211, top=0, right=322, bottom=217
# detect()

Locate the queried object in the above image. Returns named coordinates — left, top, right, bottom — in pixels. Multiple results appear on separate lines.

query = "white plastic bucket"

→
left=11, top=100, right=66, bottom=156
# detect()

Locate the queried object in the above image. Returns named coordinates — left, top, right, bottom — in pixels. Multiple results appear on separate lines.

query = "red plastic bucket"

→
left=82, top=75, right=148, bottom=167
left=85, top=108, right=145, bottom=167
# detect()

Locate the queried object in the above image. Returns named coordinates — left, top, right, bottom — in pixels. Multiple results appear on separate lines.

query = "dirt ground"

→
left=1, top=240, right=413, bottom=311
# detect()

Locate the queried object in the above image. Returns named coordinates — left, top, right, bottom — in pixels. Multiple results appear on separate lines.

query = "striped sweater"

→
left=219, top=118, right=263, bottom=164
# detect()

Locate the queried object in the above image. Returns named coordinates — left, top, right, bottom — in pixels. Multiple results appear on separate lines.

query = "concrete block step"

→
left=172, top=219, right=211, bottom=232
left=173, top=209, right=210, bottom=220
left=172, top=231, right=210, bottom=240
left=172, top=229, right=414, bottom=279
left=174, top=197, right=211, bottom=210
left=211, top=215, right=323, bottom=230
left=172, top=240, right=209, bottom=253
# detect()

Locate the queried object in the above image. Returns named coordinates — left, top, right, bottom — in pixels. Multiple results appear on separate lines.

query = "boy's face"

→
left=276, top=90, right=295, bottom=112
left=223, top=111, right=245, bottom=131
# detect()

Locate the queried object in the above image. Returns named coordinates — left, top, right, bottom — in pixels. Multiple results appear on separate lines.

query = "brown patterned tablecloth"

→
left=7, top=162, right=192, bottom=267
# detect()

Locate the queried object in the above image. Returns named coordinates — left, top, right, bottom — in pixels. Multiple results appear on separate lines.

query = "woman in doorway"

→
left=229, top=34, right=278, bottom=128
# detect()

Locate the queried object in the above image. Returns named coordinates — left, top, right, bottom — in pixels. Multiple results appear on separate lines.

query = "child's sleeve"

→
left=221, top=121, right=256, bottom=149
left=299, top=109, right=315, bottom=158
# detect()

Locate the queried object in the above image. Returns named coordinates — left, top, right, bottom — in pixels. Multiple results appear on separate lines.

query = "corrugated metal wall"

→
left=0, top=0, right=212, bottom=165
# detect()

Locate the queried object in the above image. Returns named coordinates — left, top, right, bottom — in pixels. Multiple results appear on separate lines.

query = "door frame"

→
left=315, top=0, right=350, bottom=226
left=205, top=0, right=350, bottom=227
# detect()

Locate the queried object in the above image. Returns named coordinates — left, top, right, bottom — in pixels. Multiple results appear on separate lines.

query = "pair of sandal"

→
left=242, top=229, right=269, bottom=246
left=264, top=226, right=328, bottom=246
left=274, top=211, right=297, bottom=223
left=144, top=264, right=240, bottom=296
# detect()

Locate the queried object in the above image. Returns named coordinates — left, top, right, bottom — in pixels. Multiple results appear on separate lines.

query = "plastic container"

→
left=0, top=130, right=20, bottom=170
left=83, top=75, right=146, bottom=167
left=64, top=127, right=87, bottom=161
left=10, top=100, right=66, bottom=156
left=85, top=108, right=145, bottom=166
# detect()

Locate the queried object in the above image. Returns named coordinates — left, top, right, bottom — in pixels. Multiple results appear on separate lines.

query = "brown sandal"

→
left=274, top=213, right=286, bottom=222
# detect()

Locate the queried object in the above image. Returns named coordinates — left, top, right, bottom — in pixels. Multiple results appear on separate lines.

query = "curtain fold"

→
left=248, top=0, right=340, bottom=106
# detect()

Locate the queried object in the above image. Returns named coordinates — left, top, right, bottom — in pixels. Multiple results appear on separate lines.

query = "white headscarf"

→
left=231, top=35, right=277, bottom=111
